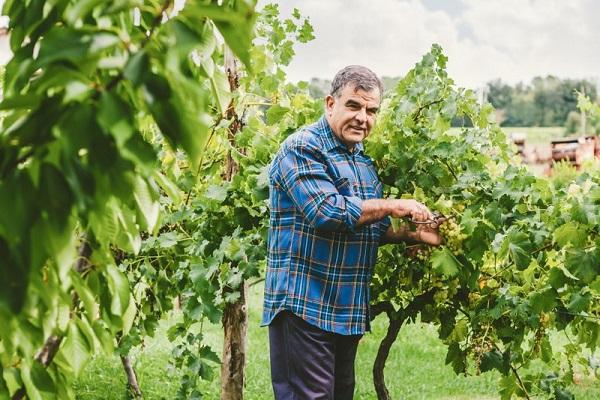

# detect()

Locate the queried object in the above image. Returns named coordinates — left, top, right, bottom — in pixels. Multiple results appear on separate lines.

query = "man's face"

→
left=325, top=84, right=381, bottom=150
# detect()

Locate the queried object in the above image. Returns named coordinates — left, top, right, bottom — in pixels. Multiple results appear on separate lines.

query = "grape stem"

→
left=492, top=342, right=531, bottom=400
left=412, top=98, right=444, bottom=122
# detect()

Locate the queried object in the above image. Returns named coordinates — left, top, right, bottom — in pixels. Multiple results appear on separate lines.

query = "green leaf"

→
left=431, top=247, right=462, bottom=278
left=554, top=387, right=574, bottom=400
left=157, top=232, right=178, bottom=249
left=204, top=184, right=228, bottom=202
left=480, top=350, right=503, bottom=373
left=186, top=1, right=257, bottom=69
left=529, top=288, right=557, bottom=314
left=71, top=271, right=100, bottom=322
left=199, top=345, right=221, bottom=364
left=122, top=292, right=137, bottom=335
left=123, top=51, right=150, bottom=87
left=133, top=176, right=160, bottom=232
left=36, top=27, right=119, bottom=68
left=75, top=316, right=100, bottom=355
left=266, top=105, right=290, bottom=125
left=565, top=250, right=599, bottom=284
left=0, top=236, right=29, bottom=314
left=499, top=231, right=532, bottom=270
left=444, top=342, right=466, bottom=374
left=0, top=93, right=41, bottom=110
left=540, top=336, right=552, bottom=363
left=297, top=19, right=315, bottom=43
left=115, top=206, right=142, bottom=254
left=553, top=222, right=587, bottom=248
left=21, top=362, right=56, bottom=400
left=91, top=320, right=114, bottom=354
left=105, top=264, right=130, bottom=318
left=499, top=375, right=517, bottom=400
left=97, top=92, right=134, bottom=148
left=143, top=73, right=210, bottom=168
left=567, top=290, right=591, bottom=313
left=60, top=320, right=92, bottom=376
left=2, top=96, right=62, bottom=154
left=122, top=134, right=158, bottom=174
left=64, top=0, right=105, bottom=25
left=0, top=367, right=9, bottom=399
left=445, top=318, right=468, bottom=342
left=208, top=67, right=232, bottom=115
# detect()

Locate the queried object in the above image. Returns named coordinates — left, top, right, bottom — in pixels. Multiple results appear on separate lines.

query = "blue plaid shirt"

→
left=262, top=116, right=391, bottom=335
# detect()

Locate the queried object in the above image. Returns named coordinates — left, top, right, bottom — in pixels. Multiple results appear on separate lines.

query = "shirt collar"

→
left=316, top=115, right=365, bottom=155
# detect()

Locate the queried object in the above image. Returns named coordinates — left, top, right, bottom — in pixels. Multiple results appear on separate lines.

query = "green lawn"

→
left=500, top=127, right=566, bottom=145
left=449, top=126, right=566, bottom=145
left=75, top=284, right=600, bottom=399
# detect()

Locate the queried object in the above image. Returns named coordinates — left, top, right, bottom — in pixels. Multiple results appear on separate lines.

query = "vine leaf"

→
left=431, top=247, right=462, bottom=278
left=553, top=222, right=587, bottom=248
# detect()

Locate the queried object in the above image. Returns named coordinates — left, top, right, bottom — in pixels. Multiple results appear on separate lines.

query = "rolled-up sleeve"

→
left=272, top=143, right=363, bottom=232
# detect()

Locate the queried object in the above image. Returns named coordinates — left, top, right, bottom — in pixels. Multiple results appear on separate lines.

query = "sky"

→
left=0, top=1, right=598, bottom=90
left=259, top=0, right=600, bottom=89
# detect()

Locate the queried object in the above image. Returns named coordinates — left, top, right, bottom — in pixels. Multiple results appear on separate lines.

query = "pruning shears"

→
left=408, top=212, right=455, bottom=225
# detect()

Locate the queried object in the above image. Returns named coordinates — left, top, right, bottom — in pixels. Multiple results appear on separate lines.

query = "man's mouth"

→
left=349, top=126, right=365, bottom=133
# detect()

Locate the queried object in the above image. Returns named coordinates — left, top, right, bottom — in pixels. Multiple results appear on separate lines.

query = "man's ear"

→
left=325, top=95, right=335, bottom=114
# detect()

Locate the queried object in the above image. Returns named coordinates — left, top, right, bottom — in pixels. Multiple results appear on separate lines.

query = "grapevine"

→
left=367, top=44, right=600, bottom=399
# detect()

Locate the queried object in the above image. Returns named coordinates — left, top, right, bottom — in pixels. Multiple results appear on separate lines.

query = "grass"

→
left=449, top=126, right=567, bottom=145
left=75, top=284, right=600, bottom=399
left=500, top=127, right=567, bottom=144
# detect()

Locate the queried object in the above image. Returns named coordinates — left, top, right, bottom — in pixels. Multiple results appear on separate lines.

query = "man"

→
left=262, top=65, right=443, bottom=399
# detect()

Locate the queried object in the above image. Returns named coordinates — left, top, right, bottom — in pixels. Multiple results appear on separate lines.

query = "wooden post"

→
left=220, top=45, right=248, bottom=400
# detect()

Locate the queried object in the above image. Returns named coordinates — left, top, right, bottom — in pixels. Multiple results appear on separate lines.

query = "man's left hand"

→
left=413, top=217, right=445, bottom=246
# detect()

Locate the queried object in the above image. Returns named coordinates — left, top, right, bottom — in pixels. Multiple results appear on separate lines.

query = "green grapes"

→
left=439, top=218, right=466, bottom=255
left=469, top=330, right=495, bottom=375
left=414, top=246, right=432, bottom=261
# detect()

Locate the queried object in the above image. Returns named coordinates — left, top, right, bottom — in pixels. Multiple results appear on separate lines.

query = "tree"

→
left=0, top=0, right=258, bottom=397
left=487, top=77, right=597, bottom=127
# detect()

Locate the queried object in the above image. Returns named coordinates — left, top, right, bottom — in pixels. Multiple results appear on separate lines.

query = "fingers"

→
left=410, top=202, right=433, bottom=222
left=389, top=199, right=435, bottom=221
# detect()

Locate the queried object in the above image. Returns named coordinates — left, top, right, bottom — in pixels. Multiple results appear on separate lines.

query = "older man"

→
left=262, top=65, right=443, bottom=399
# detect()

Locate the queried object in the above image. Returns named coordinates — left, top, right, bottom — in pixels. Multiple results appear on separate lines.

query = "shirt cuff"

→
left=345, top=196, right=363, bottom=231
left=379, top=215, right=392, bottom=237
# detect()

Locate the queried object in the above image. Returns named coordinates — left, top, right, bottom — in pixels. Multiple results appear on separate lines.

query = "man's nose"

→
left=354, top=108, right=367, bottom=123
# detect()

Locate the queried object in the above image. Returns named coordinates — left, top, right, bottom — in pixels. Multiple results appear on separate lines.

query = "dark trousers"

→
left=268, top=311, right=362, bottom=400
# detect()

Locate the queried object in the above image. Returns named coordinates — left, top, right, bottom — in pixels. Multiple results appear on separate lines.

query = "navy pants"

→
left=268, top=311, right=362, bottom=400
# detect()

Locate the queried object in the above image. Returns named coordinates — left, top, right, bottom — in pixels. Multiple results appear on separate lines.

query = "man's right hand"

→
left=387, top=199, right=433, bottom=222
left=356, top=198, right=433, bottom=228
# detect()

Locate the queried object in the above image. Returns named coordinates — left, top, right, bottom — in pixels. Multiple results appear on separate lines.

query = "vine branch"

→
left=412, top=98, right=444, bottom=122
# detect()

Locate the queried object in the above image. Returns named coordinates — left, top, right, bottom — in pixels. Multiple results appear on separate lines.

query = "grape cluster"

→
left=470, top=332, right=495, bottom=374
left=415, top=246, right=432, bottom=261
left=532, top=313, right=550, bottom=356
left=532, top=326, right=546, bottom=356
left=439, top=218, right=466, bottom=255
left=432, top=278, right=459, bottom=303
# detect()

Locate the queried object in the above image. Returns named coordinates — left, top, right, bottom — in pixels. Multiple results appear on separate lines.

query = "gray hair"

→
left=329, top=65, right=383, bottom=98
